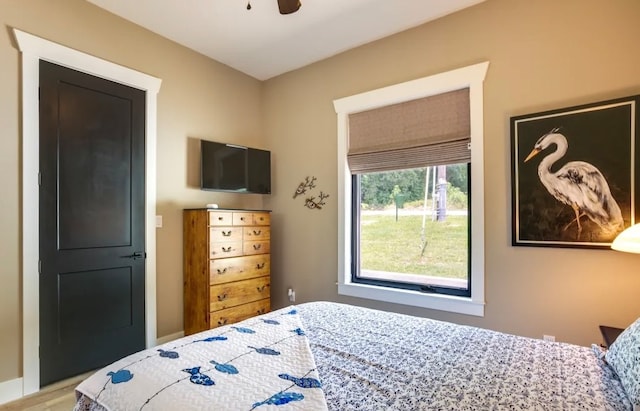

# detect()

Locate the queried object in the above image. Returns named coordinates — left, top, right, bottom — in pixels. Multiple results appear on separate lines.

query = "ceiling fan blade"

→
left=277, top=0, right=301, bottom=14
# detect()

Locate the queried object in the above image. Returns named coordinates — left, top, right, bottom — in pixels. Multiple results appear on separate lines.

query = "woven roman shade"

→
left=347, top=88, right=470, bottom=173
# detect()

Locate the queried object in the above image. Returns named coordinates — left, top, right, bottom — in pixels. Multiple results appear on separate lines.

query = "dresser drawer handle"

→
left=218, top=318, right=228, bottom=326
left=256, top=263, right=265, bottom=270
left=218, top=217, right=224, bottom=221
left=217, top=293, right=228, bottom=301
left=217, top=268, right=227, bottom=274
left=222, top=230, right=232, bottom=237
left=240, top=216, right=246, bottom=221
left=256, top=309, right=265, bottom=315
left=221, top=246, right=232, bottom=253
left=253, top=244, right=262, bottom=251
left=252, top=230, right=261, bottom=235
left=256, top=285, right=267, bottom=293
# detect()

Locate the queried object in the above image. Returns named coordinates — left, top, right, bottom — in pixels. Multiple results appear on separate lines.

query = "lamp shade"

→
left=611, top=223, right=640, bottom=253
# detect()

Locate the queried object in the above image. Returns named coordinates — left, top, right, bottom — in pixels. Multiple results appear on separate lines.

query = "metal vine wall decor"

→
left=304, top=192, right=329, bottom=210
left=293, top=176, right=316, bottom=198
left=292, top=176, right=330, bottom=210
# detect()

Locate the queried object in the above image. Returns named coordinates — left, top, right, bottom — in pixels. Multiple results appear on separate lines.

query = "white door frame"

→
left=14, top=28, right=162, bottom=396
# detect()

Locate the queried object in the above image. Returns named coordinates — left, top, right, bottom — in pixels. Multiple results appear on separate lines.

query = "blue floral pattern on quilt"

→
left=298, top=302, right=632, bottom=411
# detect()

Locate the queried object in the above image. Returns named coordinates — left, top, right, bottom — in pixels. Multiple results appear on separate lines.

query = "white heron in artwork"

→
left=524, top=127, right=624, bottom=239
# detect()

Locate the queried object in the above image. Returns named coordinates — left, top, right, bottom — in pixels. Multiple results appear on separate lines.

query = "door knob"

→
left=121, top=252, right=145, bottom=260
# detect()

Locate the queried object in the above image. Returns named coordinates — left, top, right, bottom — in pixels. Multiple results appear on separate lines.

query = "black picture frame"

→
left=511, top=95, right=640, bottom=248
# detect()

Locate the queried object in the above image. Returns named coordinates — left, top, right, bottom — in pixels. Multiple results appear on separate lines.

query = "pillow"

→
left=605, top=317, right=640, bottom=409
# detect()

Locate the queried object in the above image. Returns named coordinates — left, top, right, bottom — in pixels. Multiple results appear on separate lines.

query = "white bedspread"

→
left=74, top=307, right=327, bottom=411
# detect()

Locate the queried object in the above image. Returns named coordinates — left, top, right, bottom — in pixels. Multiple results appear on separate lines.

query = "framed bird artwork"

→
left=511, top=94, right=640, bottom=248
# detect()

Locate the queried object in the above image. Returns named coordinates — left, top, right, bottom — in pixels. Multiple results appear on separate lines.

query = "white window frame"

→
left=333, top=62, right=489, bottom=317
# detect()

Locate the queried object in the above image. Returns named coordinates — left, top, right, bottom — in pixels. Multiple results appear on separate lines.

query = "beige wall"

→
left=2, top=0, right=640, bottom=391
left=0, top=0, right=264, bottom=383
left=263, top=0, right=640, bottom=346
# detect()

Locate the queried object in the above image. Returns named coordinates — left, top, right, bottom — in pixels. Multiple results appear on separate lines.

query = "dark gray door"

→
left=39, top=60, right=146, bottom=386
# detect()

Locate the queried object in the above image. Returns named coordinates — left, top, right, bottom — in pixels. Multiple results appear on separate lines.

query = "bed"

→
left=74, top=301, right=639, bottom=410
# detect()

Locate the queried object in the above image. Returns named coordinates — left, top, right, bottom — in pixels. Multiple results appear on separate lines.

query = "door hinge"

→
left=38, top=260, right=41, bottom=274
left=38, top=172, right=42, bottom=186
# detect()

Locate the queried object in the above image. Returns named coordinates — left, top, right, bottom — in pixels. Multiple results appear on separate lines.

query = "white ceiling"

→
left=87, top=0, right=485, bottom=80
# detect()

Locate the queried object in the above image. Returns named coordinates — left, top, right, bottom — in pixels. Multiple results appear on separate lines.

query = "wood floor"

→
left=0, top=372, right=92, bottom=411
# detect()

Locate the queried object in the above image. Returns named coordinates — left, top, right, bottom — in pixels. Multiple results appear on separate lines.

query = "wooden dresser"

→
left=183, top=209, right=271, bottom=335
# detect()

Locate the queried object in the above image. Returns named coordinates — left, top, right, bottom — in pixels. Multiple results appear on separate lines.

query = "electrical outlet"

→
left=287, top=288, right=296, bottom=302
left=543, top=335, right=555, bottom=342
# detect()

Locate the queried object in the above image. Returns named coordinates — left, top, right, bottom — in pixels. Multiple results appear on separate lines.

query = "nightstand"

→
left=599, top=325, right=624, bottom=348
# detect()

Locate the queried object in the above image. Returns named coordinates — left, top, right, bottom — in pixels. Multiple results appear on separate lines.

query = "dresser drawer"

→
left=243, top=240, right=270, bottom=256
left=209, top=276, right=270, bottom=311
left=209, top=241, right=242, bottom=258
left=243, top=226, right=270, bottom=241
left=210, top=227, right=242, bottom=242
left=210, top=255, right=270, bottom=284
left=252, top=212, right=270, bottom=226
left=210, top=298, right=270, bottom=328
left=209, top=211, right=233, bottom=226
left=232, top=212, right=254, bottom=226
left=233, top=212, right=271, bottom=226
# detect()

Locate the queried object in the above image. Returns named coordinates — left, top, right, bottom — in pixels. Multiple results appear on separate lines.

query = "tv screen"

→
left=247, top=147, right=271, bottom=194
left=200, top=140, right=271, bottom=194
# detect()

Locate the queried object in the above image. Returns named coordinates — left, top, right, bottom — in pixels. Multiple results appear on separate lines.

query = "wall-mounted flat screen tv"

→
left=200, top=140, right=271, bottom=194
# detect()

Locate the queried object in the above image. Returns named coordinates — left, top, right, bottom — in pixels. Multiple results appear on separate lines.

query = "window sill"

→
left=338, top=282, right=485, bottom=317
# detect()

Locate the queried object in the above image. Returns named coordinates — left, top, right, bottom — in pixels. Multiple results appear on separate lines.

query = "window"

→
left=353, top=164, right=470, bottom=297
left=333, top=62, right=489, bottom=316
